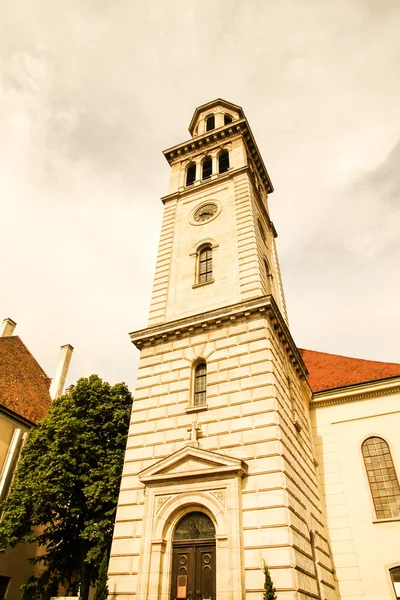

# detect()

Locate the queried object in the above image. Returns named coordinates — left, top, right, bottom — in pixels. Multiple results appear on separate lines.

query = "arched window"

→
left=206, top=115, right=215, bottom=132
left=198, top=245, right=213, bottom=284
left=194, top=362, right=207, bottom=406
left=186, top=163, right=196, bottom=186
left=258, top=219, right=266, bottom=244
left=224, top=114, right=233, bottom=125
left=390, top=567, right=400, bottom=599
left=202, top=156, right=212, bottom=180
left=174, top=511, right=215, bottom=540
left=264, top=259, right=272, bottom=279
left=362, top=436, right=400, bottom=519
left=218, top=150, right=229, bottom=174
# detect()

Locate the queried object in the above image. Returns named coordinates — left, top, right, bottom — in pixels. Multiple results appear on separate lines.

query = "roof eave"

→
left=310, top=375, right=400, bottom=409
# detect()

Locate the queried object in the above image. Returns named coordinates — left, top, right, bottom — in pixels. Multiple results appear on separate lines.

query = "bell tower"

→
left=148, top=98, right=288, bottom=327
left=109, top=100, right=338, bottom=600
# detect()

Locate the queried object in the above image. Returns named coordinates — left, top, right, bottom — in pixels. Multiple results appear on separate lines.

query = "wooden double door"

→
left=171, top=540, right=216, bottom=600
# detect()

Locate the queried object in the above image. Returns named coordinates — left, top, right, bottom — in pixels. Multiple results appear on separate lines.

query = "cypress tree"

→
left=93, top=550, right=109, bottom=600
left=263, top=560, right=277, bottom=600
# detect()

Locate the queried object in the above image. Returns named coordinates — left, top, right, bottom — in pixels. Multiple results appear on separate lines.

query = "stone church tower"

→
left=109, top=99, right=339, bottom=600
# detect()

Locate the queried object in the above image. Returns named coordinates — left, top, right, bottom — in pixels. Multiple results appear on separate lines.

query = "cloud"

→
left=0, top=0, right=399, bottom=390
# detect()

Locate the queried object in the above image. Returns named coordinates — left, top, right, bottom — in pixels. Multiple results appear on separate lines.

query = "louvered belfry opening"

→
left=202, top=157, right=212, bottom=180
left=198, top=246, right=212, bottom=283
left=194, top=362, right=207, bottom=406
left=186, top=163, right=196, bottom=186
left=218, top=150, right=229, bottom=174
left=206, top=115, right=215, bottom=131
left=224, top=114, right=233, bottom=125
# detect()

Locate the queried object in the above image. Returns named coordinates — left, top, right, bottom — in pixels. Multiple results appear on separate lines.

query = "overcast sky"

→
left=1, top=0, right=399, bottom=391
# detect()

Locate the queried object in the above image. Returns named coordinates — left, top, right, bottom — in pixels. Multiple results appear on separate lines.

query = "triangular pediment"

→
left=138, top=446, right=247, bottom=484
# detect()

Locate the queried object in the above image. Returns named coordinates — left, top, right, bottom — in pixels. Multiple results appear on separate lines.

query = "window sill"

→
left=373, top=517, right=400, bottom=524
left=186, top=405, right=208, bottom=414
left=192, top=280, right=215, bottom=289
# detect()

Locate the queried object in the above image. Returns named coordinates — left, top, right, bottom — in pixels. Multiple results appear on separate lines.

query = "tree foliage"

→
left=263, top=560, right=277, bottom=600
left=93, top=550, right=109, bottom=600
left=0, top=375, right=132, bottom=600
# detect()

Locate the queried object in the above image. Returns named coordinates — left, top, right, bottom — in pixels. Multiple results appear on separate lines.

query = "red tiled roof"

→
left=299, top=348, right=400, bottom=393
left=0, top=336, right=51, bottom=424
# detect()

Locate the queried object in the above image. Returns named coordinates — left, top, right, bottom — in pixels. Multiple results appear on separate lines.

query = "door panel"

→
left=171, top=546, right=195, bottom=599
left=196, top=545, right=215, bottom=600
left=171, top=543, right=215, bottom=600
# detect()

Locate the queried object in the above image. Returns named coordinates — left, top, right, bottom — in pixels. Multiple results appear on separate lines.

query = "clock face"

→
left=193, top=203, right=218, bottom=223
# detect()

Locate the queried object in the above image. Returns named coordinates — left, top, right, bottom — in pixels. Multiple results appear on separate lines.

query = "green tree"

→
left=93, top=550, right=109, bottom=600
left=263, top=560, right=277, bottom=600
left=0, top=375, right=132, bottom=600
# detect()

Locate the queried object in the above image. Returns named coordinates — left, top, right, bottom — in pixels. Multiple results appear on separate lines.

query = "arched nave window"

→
left=193, top=362, right=207, bottom=406
left=362, top=436, right=400, bottom=519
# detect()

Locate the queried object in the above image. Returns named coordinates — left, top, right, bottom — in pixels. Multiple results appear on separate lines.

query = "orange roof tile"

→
left=0, top=336, right=52, bottom=424
left=299, top=348, right=400, bottom=393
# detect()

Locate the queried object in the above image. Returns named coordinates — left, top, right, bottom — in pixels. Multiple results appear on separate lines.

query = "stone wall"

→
left=109, top=313, right=338, bottom=600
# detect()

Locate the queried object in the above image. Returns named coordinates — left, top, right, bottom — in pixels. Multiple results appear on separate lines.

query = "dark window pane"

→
left=206, top=115, right=215, bottom=132
left=218, top=151, right=229, bottom=174
left=202, top=157, right=212, bottom=180
left=186, top=163, right=196, bottom=186
left=224, top=114, right=233, bottom=125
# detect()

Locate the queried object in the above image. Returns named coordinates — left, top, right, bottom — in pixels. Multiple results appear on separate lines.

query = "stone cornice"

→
left=163, top=118, right=274, bottom=194
left=161, top=165, right=248, bottom=204
left=310, top=377, right=400, bottom=409
left=129, top=295, right=308, bottom=380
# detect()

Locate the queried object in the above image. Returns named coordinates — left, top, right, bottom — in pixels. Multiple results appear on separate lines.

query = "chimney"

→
left=50, top=344, right=74, bottom=400
left=0, top=318, right=17, bottom=337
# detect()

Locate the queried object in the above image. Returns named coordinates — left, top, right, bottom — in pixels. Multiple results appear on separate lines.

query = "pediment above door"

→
left=138, top=446, right=248, bottom=484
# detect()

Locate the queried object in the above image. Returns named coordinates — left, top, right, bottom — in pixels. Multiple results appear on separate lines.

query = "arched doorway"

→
left=171, top=511, right=216, bottom=600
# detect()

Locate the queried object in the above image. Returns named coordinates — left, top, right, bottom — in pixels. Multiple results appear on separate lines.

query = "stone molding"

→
left=310, top=376, right=400, bottom=409
left=138, top=445, right=248, bottom=484
left=130, top=294, right=308, bottom=380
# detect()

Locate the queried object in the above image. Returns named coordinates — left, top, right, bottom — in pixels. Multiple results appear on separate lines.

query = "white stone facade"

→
left=109, top=99, right=400, bottom=600
left=109, top=100, right=337, bottom=600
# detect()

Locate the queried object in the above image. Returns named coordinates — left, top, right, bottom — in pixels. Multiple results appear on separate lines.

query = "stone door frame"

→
left=136, top=447, right=247, bottom=600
